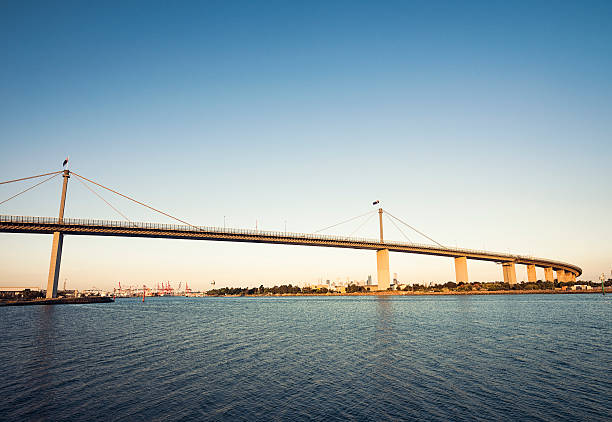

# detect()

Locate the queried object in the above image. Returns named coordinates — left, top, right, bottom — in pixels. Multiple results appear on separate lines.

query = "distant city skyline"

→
left=1, top=1, right=611, bottom=289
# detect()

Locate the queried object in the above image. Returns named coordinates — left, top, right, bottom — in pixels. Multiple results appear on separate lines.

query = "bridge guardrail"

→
left=0, top=215, right=579, bottom=271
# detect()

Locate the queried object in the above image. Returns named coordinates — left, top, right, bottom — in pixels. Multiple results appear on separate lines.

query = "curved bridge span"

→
left=0, top=215, right=582, bottom=283
left=0, top=169, right=582, bottom=298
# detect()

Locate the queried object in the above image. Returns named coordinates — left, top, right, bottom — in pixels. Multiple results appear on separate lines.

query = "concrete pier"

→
left=455, top=256, right=468, bottom=283
left=556, top=269, right=566, bottom=283
left=375, top=207, right=390, bottom=291
left=377, top=249, right=390, bottom=291
left=46, top=232, right=64, bottom=298
left=46, top=170, right=69, bottom=299
left=544, top=267, right=554, bottom=282
left=502, top=262, right=517, bottom=285
left=526, top=264, right=537, bottom=283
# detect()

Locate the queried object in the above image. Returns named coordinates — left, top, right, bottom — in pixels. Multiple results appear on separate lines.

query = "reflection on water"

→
left=37, top=305, right=55, bottom=364
left=375, top=295, right=394, bottom=341
left=0, top=295, right=610, bottom=421
left=34, top=306, right=55, bottom=421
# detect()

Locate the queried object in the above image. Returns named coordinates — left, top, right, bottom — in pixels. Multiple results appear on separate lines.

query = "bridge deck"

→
left=0, top=215, right=581, bottom=276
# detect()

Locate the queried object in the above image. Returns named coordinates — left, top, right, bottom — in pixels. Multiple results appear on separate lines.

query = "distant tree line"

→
left=346, top=284, right=366, bottom=293
left=401, top=281, right=555, bottom=292
left=0, top=289, right=44, bottom=300
left=205, top=278, right=610, bottom=296
left=398, top=279, right=607, bottom=292
left=207, top=284, right=303, bottom=296
left=207, top=283, right=376, bottom=296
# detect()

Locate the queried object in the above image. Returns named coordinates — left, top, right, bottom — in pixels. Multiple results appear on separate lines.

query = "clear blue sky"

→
left=1, top=1, right=611, bottom=290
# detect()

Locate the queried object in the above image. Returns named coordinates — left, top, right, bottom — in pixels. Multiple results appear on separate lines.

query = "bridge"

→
left=0, top=169, right=581, bottom=298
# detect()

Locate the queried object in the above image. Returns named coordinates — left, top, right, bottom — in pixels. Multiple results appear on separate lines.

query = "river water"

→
left=0, top=294, right=610, bottom=421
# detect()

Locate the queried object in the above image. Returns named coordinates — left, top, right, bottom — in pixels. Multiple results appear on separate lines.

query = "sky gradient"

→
left=1, top=1, right=611, bottom=290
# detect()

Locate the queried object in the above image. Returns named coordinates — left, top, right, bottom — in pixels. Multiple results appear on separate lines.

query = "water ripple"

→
left=0, top=294, right=610, bottom=421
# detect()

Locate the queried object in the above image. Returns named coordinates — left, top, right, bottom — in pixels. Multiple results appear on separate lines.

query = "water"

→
left=0, top=294, right=610, bottom=421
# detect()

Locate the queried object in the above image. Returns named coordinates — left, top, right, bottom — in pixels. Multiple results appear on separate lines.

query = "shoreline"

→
left=206, top=289, right=609, bottom=297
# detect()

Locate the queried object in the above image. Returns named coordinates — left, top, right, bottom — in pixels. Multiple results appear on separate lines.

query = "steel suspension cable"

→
left=348, top=212, right=377, bottom=237
left=0, top=172, right=61, bottom=207
left=313, top=210, right=377, bottom=234
left=71, top=172, right=201, bottom=230
left=74, top=175, right=133, bottom=224
left=385, top=214, right=413, bottom=243
left=0, top=170, right=63, bottom=185
left=384, top=210, right=446, bottom=248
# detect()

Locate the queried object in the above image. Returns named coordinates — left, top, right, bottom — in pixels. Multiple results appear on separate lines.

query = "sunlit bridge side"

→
left=0, top=170, right=582, bottom=298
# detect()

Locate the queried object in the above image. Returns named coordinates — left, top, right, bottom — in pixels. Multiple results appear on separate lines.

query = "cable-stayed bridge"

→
left=0, top=169, right=581, bottom=298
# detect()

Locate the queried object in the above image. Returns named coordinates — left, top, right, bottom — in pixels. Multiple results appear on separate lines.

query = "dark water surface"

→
left=0, top=295, right=610, bottom=421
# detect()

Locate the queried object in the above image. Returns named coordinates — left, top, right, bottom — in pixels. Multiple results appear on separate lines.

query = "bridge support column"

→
left=377, top=249, right=390, bottom=291
left=46, top=232, right=64, bottom=298
left=502, top=262, right=517, bottom=285
left=45, top=170, right=69, bottom=299
left=544, top=267, right=554, bottom=282
left=556, top=269, right=566, bottom=283
left=526, top=264, right=537, bottom=283
left=454, top=256, right=468, bottom=283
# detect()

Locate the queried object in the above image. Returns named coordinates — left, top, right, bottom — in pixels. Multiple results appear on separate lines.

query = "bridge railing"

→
left=1, top=214, right=394, bottom=244
left=0, top=215, right=577, bottom=270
